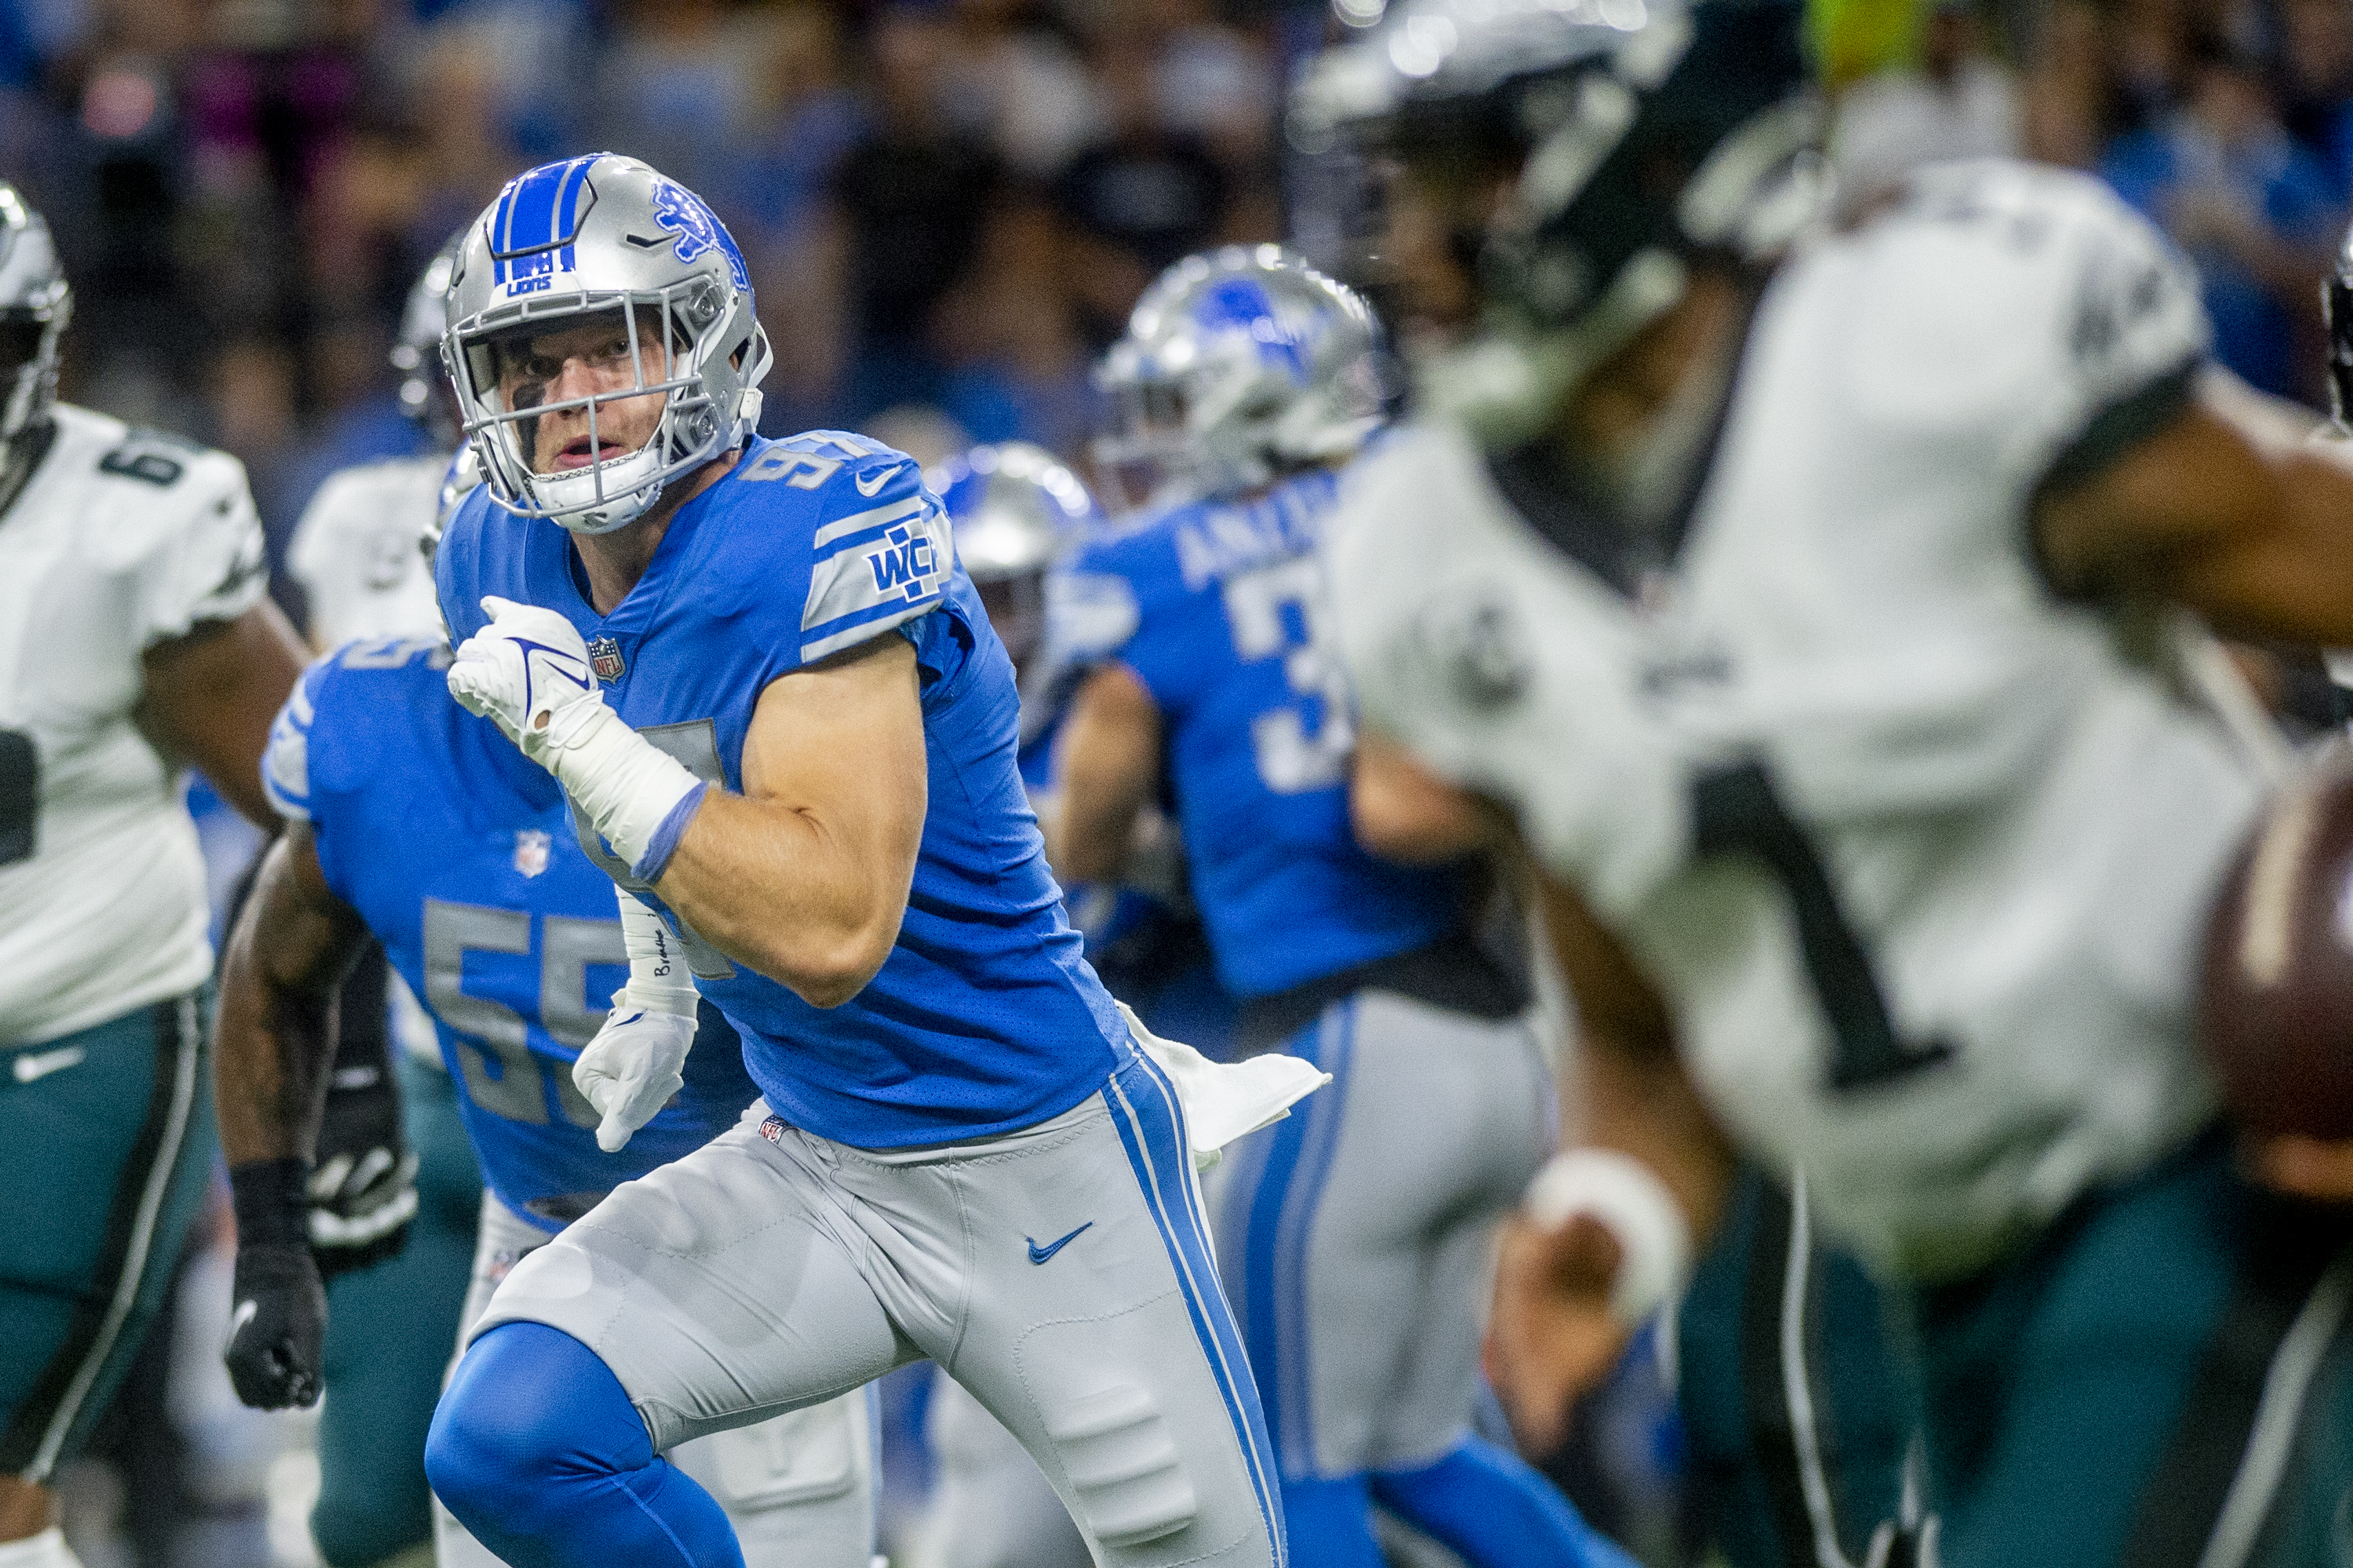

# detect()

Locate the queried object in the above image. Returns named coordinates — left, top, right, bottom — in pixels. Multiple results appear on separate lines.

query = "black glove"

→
left=225, top=1158, right=328, bottom=1410
left=309, top=941, right=417, bottom=1279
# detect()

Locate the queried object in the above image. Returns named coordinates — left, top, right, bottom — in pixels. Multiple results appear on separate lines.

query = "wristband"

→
left=1522, top=1149, right=1694, bottom=1328
left=536, top=701, right=702, bottom=872
left=632, top=781, right=709, bottom=884
left=228, top=1157, right=312, bottom=1250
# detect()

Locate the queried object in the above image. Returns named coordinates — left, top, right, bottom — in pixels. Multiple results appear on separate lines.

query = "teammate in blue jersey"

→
left=1050, top=246, right=1633, bottom=1568
left=414, top=154, right=1317, bottom=1568
left=211, top=628, right=880, bottom=1568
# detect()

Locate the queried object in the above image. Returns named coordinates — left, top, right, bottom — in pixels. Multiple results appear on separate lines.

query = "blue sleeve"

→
left=758, top=432, right=954, bottom=666
left=433, top=489, right=493, bottom=645
left=261, top=652, right=338, bottom=823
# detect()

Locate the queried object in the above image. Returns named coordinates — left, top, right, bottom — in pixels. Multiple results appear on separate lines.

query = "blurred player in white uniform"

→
left=1298, top=1, right=2353, bottom=1563
left=0, top=180, right=307, bottom=1568
left=287, top=244, right=465, bottom=651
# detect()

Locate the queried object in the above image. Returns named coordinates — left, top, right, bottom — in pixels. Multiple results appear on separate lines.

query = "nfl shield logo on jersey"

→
left=514, top=829, right=551, bottom=878
left=587, top=635, right=626, bottom=681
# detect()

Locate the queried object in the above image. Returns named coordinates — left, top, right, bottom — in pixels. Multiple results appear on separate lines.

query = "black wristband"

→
left=229, top=1157, right=311, bottom=1249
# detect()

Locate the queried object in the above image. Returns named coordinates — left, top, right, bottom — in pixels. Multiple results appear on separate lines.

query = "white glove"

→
left=447, top=596, right=705, bottom=877
left=445, top=595, right=601, bottom=757
left=572, top=1003, right=697, bottom=1153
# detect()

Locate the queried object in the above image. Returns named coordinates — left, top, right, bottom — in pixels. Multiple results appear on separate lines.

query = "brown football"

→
left=2199, top=760, right=2353, bottom=1140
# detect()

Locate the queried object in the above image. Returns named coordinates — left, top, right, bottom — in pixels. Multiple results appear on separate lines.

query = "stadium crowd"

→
left=6, top=0, right=2353, bottom=1561
left=3, top=0, right=2353, bottom=563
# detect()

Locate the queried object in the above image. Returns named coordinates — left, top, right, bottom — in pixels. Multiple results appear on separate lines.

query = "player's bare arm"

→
left=214, top=823, right=371, bottom=1166
left=136, top=600, right=308, bottom=830
left=1349, top=729, right=1505, bottom=865
left=2035, top=375, right=2353, bottom=643
left=1046, top=660, right=1161, bottom=886
left=651, top=635, right=927, bottom=1008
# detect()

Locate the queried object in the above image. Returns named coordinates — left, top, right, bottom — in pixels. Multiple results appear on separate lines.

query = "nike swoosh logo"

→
left=853, top=464, right=904, bottom=499
left=13, top=1044, right=85, bottom=1084
left=1026, top=1222, right=1093, bottom=1265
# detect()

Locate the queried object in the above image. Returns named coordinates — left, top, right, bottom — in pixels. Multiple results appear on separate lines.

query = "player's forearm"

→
left=1568, top=1036, right=1739, bottom=1248
left=213, top=842, right=362, bottom=1164
left=139, top=603, right=309, bottom=831
left=1047, top=663, right=1161, bottom=886
left=1048, top=782, right=1144, bottom=887
left=1349, top=730, right=1500, bottom=865
left=2163, top=448, right=2353, bottom=645
left=653, top=791, right=913, bottom=1007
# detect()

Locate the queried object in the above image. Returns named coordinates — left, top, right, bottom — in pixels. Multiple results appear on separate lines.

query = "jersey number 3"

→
left=1223, top=558, right=1354, bottom=795
left=0, top=729, right=34, bottom=866
left=1692, top=760, right=1954, bottom=1093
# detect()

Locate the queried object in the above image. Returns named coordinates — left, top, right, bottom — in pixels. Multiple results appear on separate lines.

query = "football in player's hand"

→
left=2199, top=760, right=2353, bottom=1140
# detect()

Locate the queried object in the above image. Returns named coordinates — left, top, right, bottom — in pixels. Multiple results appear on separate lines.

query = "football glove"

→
left=572, top=1000, right=696, bottom=1153
left=308, top=941, right=417, bottom=1277
left=225, top=1158, right=328, bottom=1410
left=446, top=596, right=704, bottom=879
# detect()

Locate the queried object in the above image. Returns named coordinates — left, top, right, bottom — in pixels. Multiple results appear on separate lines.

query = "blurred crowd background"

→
left=12, top=0, right=2353, bottom=1558
left=6, top=0, right=2353, bottom=616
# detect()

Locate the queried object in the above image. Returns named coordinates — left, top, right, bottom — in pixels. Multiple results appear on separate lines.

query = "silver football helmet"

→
left=442, top=153, right=772, bottom=535
left=932, top=441, right=1102, bottom=676
left=1094, top=244, right=1389, bottom=510
left=393, top=232, right=465, bottom=445
left=0, top=185, right=70, bottom=444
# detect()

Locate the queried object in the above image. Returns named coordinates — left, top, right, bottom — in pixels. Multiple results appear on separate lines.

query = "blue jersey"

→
left=436, top=432, right=1127, bottom=1147
left=1058, top=466, right=1456, bottom=999
left=262, top=636, right=761, bottom=1233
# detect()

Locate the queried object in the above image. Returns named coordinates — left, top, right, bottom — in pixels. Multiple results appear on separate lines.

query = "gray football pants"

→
left=924, top=1369, right=1093, bottom=1568
left=1205, top=990, right=1555, bottom=1480
left=473, top=1049, right=1285, bottom=1568
left=434, top=1192, right=880, bottom=1568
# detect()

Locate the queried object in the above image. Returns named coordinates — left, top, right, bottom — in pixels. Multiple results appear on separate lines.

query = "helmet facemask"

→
left=442, top=156, right=776, bottom=538
left=448, top=286, right=765, bottom=536
left=0, top=296, right=65, bottom=446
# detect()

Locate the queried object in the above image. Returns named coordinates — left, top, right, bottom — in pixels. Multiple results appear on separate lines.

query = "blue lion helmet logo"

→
left=650, top=180, right=751, bottom=293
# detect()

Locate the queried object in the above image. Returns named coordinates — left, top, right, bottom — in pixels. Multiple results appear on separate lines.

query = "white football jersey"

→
left=287, top=453, right=447, bottom=646
left=1329, top=161, right=2262, bottom=1282
left=0, top=404, right=269, bottom=1045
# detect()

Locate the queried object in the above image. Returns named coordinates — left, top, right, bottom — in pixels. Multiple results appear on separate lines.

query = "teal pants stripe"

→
left=0, top=992, right=218, bottom=1481
left=313, top=1052, right=483, bottom=1567
left=1675, top=1166, right=1913, bottom=1568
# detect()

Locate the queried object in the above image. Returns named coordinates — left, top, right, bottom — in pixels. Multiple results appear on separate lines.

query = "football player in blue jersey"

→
left=415, top=153, right=1320, bottom=1568
left=1047, top=245, right=1635, bottom=1568
left=212, top=618, right=882, bottom=1568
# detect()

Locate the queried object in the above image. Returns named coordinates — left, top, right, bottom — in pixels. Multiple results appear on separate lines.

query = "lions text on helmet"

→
left=442, top=153, right=772, bottom=536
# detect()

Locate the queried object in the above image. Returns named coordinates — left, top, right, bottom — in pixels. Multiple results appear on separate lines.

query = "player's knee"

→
left=426, top=1322, right=652, bottom=1536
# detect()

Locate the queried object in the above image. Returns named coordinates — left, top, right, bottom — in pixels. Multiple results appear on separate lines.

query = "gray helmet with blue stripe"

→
left=442, top=153, right=773, bottom=534
left=1094, top=244, right=1389, bottom=511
